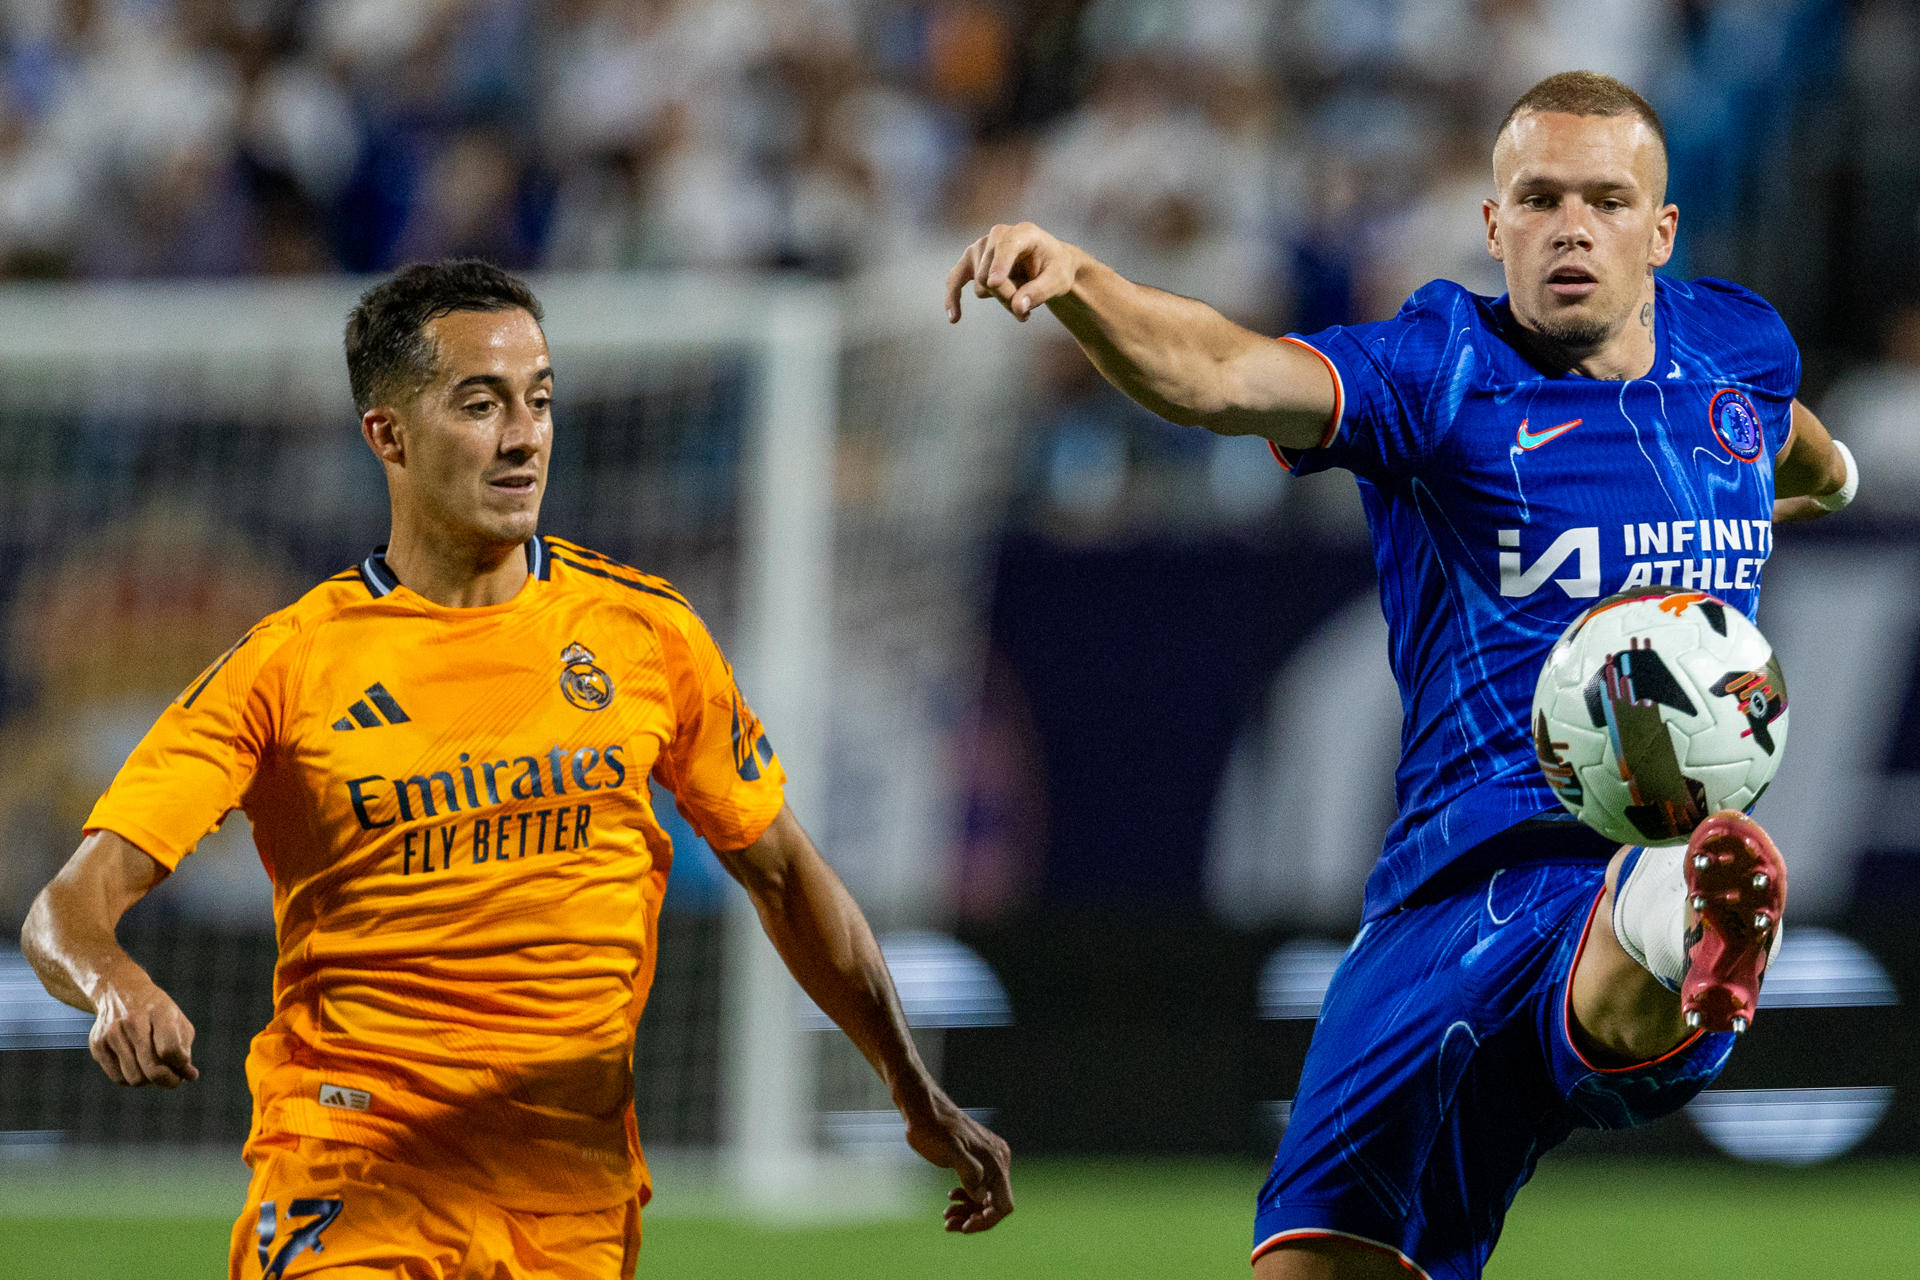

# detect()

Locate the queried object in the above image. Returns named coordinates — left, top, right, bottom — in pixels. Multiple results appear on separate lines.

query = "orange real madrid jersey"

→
left=84, top=535, right=786, bottom=1213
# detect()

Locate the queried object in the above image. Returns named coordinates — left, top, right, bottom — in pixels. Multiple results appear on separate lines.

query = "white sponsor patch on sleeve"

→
left=317, top=1083, right=373, bottom=1112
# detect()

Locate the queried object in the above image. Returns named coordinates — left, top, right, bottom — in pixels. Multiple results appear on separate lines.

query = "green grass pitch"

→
left=5, top=1158, right=1917, bottom=1278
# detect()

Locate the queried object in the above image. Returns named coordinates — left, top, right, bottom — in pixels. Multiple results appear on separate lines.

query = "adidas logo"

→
left=317, top=1083, right=372, bottom=1112
left=331, top=682, right=412, bottom=732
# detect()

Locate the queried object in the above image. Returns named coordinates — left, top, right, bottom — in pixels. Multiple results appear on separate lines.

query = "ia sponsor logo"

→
left=1499, top=521, right=1772, bottom=600
left=1498, top=527, right=1599, bottom=599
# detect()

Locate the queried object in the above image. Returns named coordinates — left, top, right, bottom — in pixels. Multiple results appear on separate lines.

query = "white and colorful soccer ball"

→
left=1531, top=587, right=1788, bottom=846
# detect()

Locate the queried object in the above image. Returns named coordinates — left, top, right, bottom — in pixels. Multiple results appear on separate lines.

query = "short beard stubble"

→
left=1532, top=311, right=1615, bottom=350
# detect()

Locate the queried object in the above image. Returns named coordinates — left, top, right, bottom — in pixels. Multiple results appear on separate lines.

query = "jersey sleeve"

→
left=1769, top=313, right=1803, bottom=405
left=1272, top=282, right=1478, bottom=481
left=1689, top=277, right=1803, bottom=401
left=1763, top=313, right=1802, bottom=460
left=83, top=619, right=295, bottom=871
left=651, top=609, right=787, bottom=852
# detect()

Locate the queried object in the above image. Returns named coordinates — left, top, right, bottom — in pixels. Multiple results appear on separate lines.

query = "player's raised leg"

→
left=1571, top=811, right=1786, bottom=1062
left=1253, top=1235, right=1426, bottom=1279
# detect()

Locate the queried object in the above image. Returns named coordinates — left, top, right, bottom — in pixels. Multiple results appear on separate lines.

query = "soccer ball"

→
left=1531, top=587, right=1788, bottom=846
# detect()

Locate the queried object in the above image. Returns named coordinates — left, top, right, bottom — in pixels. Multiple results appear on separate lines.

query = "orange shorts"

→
left=227, top=1136, right=641, bottom=1279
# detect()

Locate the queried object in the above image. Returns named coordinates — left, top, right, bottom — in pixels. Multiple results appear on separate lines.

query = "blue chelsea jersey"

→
left=1280, top=276, right=1799, bottom=921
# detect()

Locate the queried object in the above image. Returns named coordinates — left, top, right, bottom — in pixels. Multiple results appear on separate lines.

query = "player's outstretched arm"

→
left=945, top=222, right=1336, bottom=449
left=1773, top=399, right=1856, bottom=523
left=21, top=830, right=200, bottom=1089
left=712, top=805, right=1013, bottom=1233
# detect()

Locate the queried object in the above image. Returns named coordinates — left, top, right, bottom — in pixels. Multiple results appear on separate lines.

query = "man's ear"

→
left=1483, top=198, right=1504, bottom=262
left=1649, top=202, right=1678, bottom=269
left=362, top=408, right=404, bottom=465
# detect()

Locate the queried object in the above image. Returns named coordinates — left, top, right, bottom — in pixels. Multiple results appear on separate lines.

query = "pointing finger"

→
left=944, top=242, right=983, bottom=322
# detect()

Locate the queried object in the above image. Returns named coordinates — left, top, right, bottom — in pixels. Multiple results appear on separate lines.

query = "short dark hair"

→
left=344, top=260, right=544, bottom=412
left=1499, top=71, right=1666, bottom=151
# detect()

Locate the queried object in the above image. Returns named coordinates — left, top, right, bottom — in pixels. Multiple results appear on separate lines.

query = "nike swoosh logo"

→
left=1515, top=417, right=1583, bottom=450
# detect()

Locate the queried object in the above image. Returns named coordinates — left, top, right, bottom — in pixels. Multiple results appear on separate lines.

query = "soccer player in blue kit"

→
left=945, top=72, right=1859, bottom=1279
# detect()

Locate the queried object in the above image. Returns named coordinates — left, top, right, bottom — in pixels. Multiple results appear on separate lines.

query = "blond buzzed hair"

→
left=1499, top=71, right=1667, bottom=149
left=1496, top=71, right=1669, bottom=198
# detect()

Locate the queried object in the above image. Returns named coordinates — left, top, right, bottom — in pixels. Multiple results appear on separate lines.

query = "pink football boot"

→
left=1682, top=811, right=1787, bottom=1035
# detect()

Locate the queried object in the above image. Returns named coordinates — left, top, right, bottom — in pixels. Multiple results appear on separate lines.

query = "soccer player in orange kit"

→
left=21, top=260, right=1012, bottom=1278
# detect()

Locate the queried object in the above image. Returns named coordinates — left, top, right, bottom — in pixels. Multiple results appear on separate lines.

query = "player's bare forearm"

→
left=1771, top=495, right=1831, bottom=523
left=945, top=223, right=1335, bottom=448
left=713, top=807, right=936, bottom=1103
left=24, top=831, right=160, bottom=1011
left=22, top=830, right=200, bottom=1087
left=713, top=804, right=1014, bottom=1230
left=1772, top=399, right=1851, bottom=522
left=1051, top=259, right=1335, bottom=443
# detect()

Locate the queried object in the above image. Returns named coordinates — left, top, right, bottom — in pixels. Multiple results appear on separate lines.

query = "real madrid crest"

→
left=559, top=641, right=614, bottom=711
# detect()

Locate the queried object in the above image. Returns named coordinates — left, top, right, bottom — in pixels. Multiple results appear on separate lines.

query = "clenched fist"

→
left=89, top=973, right=199, bottom=1089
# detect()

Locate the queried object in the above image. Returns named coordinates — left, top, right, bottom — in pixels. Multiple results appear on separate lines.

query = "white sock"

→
left=1612, top=845, right=1786, bottom=995
left=1611, top=847, right=1690, bottom=993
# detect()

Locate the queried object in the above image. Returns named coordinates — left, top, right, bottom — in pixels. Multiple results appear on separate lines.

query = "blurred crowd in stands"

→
left=0, top=1, right=1914, bottom=931
left=1, top=0, right=1915, bottom=520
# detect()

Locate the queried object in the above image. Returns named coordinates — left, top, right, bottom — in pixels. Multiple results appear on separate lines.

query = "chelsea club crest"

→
left=1708, top=388, right=1765, bottom=463
left=559, top=641, right=614, bottom=711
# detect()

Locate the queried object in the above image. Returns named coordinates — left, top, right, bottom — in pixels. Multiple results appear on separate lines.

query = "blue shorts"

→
left=1254, top=825, right=1735, bottom=1279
